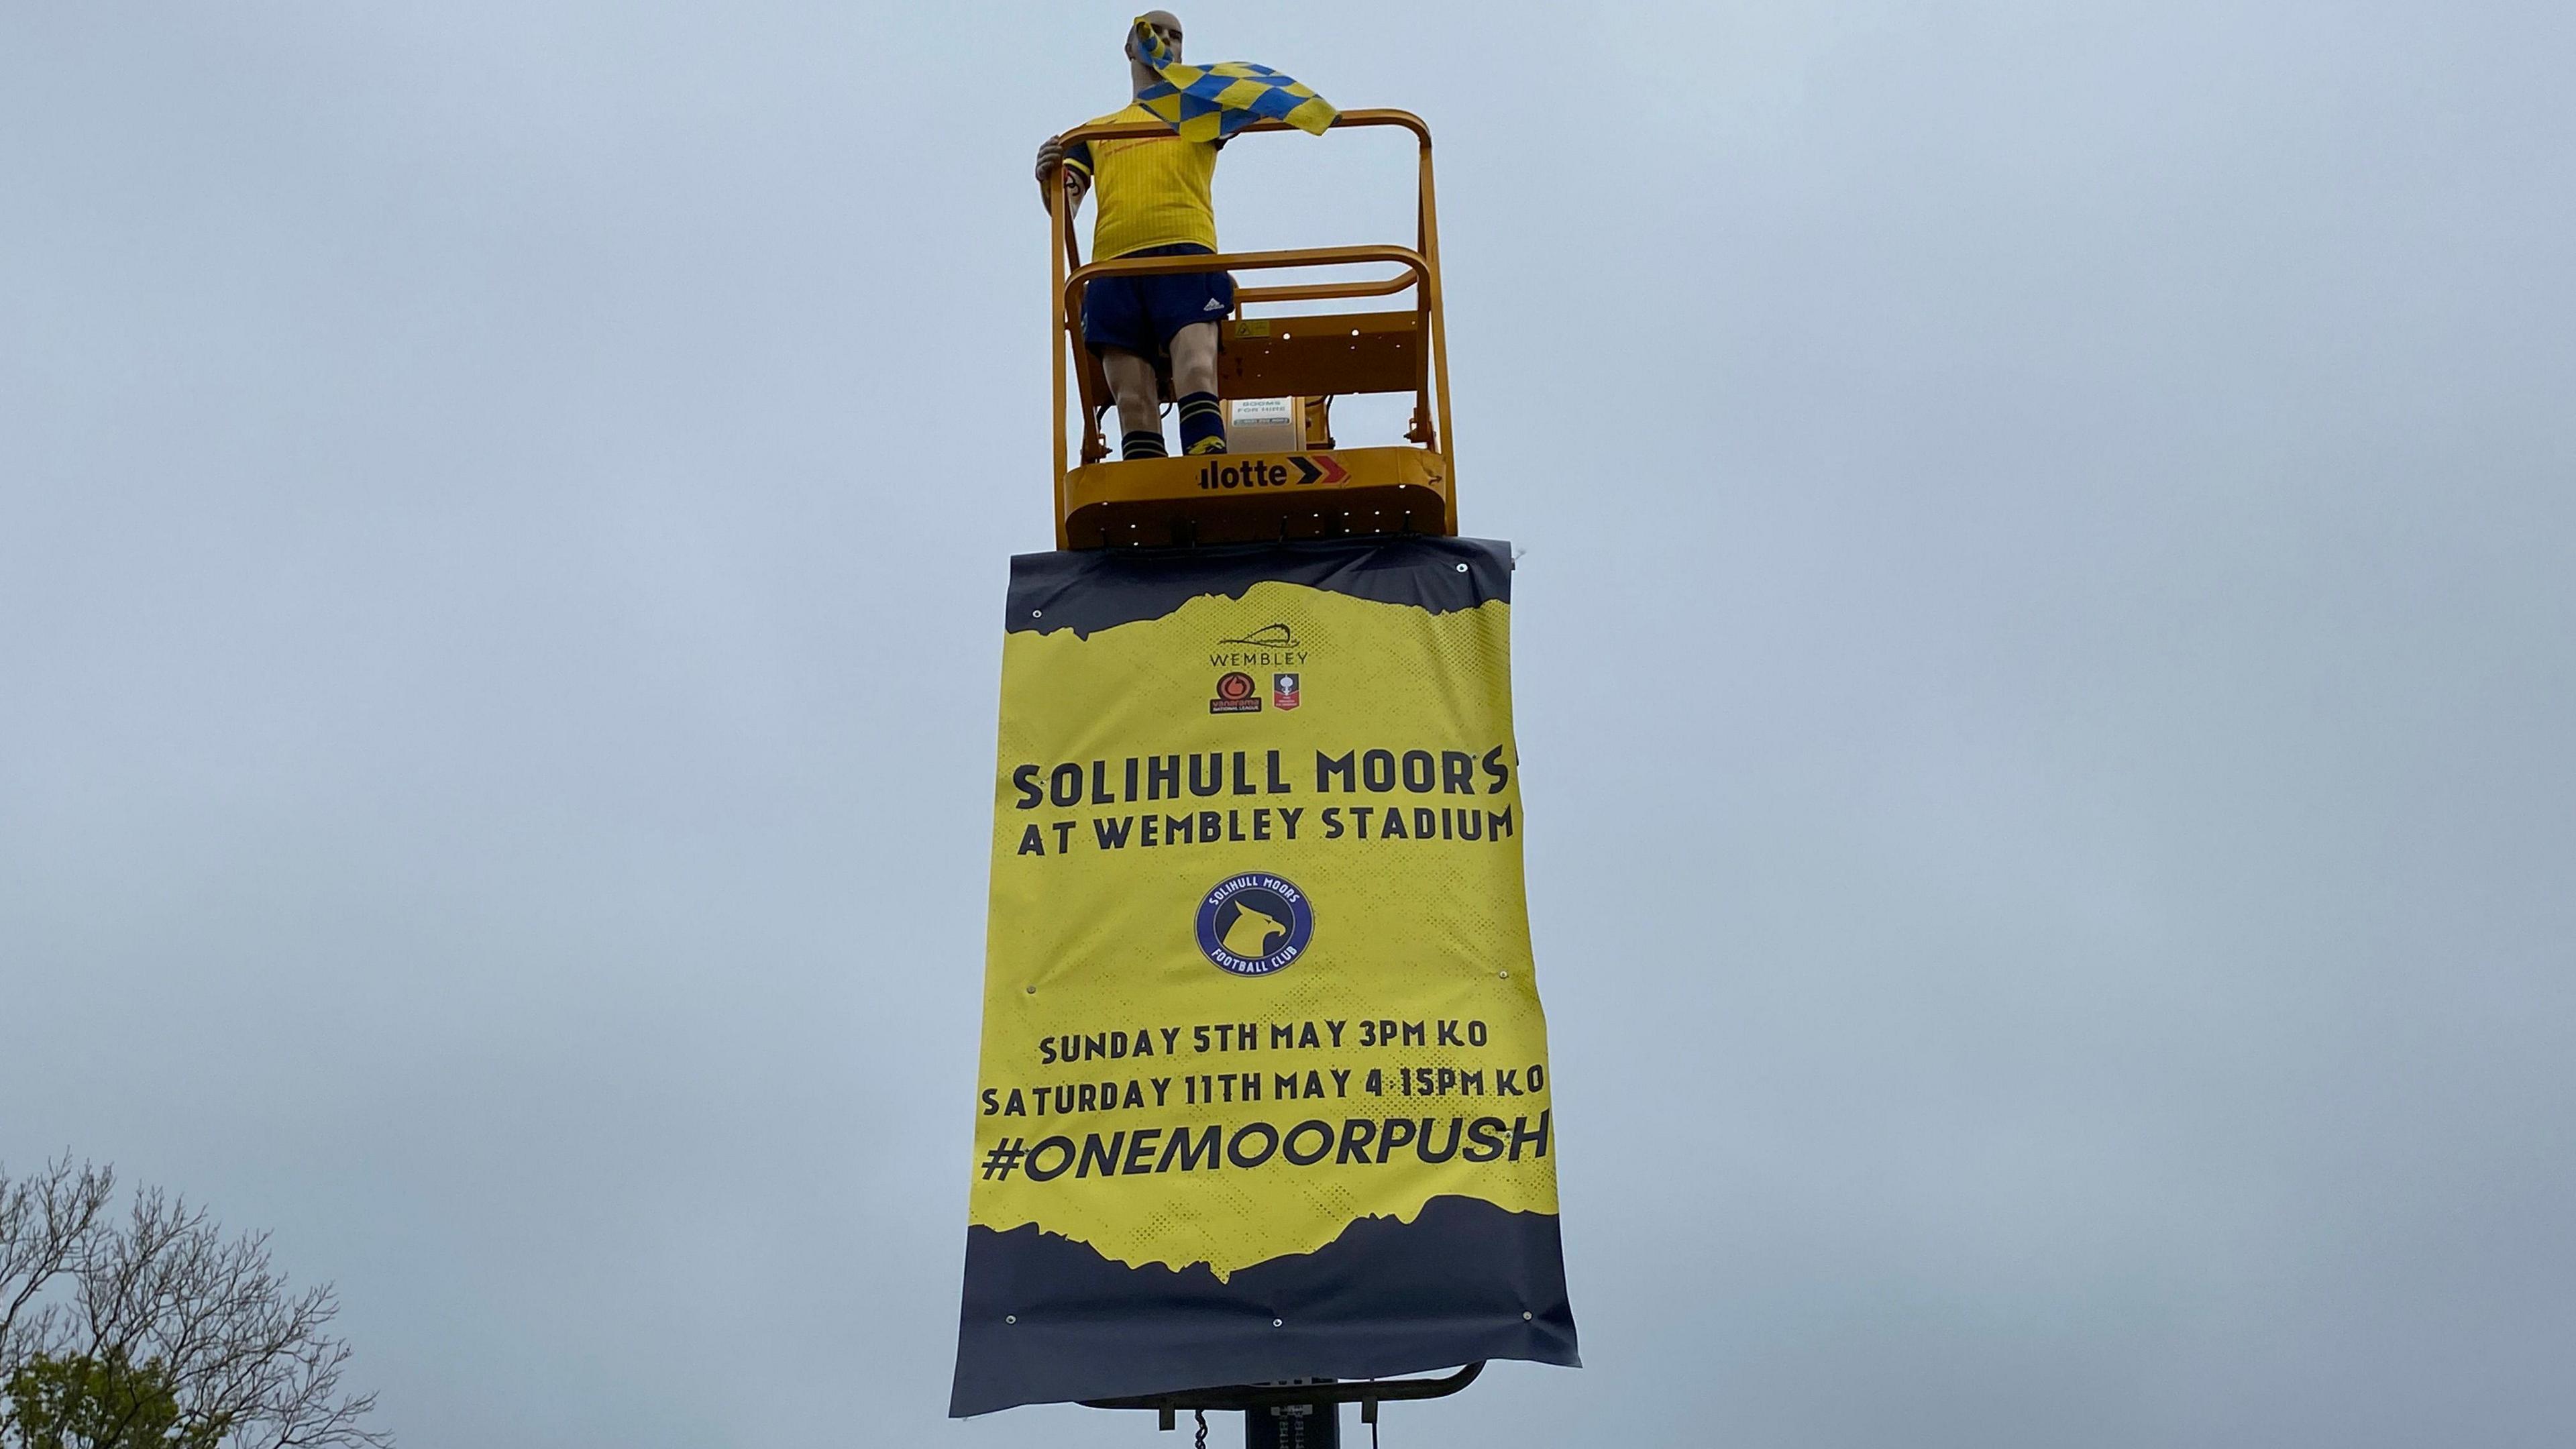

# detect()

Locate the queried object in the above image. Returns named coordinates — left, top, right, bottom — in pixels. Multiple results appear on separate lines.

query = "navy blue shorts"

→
left=1082, top=243, right=1235, bottom=357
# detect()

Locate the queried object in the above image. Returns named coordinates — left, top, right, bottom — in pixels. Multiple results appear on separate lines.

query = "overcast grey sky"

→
left=5, top=1, right=2572, bottom=1445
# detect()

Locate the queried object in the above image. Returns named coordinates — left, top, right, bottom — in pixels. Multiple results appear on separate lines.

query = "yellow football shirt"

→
left=1063, top=101, right=1220, bottom=260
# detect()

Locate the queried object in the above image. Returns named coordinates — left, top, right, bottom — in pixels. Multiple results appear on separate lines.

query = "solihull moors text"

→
left=1011, top=747, right=1512, bottom=807
left=1009, top=747, right=1519, bottom=859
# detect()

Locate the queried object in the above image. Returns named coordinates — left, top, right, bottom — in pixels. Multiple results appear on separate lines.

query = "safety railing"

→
left=1044, top=108, right=1452, bottom=527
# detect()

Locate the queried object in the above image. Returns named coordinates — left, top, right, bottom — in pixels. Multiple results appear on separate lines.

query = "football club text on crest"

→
left=1194, top=873, right=1314, bottom=976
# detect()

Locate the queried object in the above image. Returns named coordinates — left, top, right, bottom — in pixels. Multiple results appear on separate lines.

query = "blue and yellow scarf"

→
left=1131, top=16, right=1337, bottom=142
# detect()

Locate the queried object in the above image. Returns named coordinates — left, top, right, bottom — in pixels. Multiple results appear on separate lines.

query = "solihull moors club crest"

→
left=1195, top=873, right=1314, bottom=976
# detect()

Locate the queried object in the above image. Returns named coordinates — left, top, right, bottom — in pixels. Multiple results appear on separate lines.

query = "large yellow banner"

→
left=950, top=538, right=1577, bottom=1417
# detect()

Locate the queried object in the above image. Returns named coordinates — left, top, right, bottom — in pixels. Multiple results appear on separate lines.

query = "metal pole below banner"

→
left=1087, top=1361, right=1494, bottom=1423
left=1081, top=1361, right=1483, bottom=1436
left=1243, top=1399, right=1338, bottom=1449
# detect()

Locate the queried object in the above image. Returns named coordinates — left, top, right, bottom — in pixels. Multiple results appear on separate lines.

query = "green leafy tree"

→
left=5, top=1350, right=227, bottom=1449
left=0, top=1161, right=386, bottom=1449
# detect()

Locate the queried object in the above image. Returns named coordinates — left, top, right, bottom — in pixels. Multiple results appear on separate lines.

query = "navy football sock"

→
left=1178, top=392, right=1227, bottom=455
left=1121, top=428, right=1167, bottom=460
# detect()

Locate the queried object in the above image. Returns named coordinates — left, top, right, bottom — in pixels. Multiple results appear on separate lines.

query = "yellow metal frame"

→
left=1046, top=109, right=1456, bottom=549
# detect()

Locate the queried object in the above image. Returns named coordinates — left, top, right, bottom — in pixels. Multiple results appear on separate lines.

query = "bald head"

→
left=1128, top=11, right=1183, bottom=74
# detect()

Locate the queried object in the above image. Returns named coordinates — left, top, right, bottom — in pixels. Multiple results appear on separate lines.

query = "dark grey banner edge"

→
left=949, top=1194, right=1578, bottom=1417
left=1007, top=537, right=1514, bottom=639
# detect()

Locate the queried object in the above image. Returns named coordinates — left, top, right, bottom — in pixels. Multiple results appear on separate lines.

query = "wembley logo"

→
left=1219, top=623, right=1298, bottom=649
left=1211, top=623, right=1307, bottom=669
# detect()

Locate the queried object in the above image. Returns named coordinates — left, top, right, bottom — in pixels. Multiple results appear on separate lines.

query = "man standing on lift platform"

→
left=1035, top=12, right=1232, bottom=461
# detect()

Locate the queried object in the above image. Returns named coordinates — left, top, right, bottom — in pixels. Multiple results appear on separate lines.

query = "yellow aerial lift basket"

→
left=1046, top=109, right=1456, bottom=549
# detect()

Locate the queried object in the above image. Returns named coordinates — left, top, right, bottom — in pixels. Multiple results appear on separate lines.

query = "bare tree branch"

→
left=0, top=1155, right=114, bottom=1372
left=0, top=1161, right=390, bottom=1449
